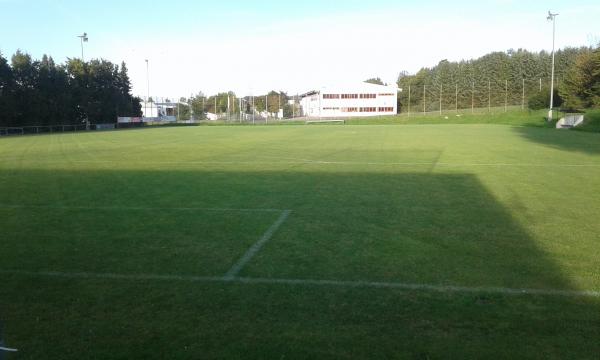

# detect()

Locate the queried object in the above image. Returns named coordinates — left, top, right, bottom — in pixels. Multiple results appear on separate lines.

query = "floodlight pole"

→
left=547, top=11, right=559, bottom=121
left=78, top=32, right=88, bottom=61
left=145, top=59, right=150, bottom=118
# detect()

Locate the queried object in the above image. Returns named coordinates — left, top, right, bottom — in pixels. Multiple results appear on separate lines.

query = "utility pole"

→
left=265, top=95, right=268, bottom=124
left=547, top=11, right=559, bottom=121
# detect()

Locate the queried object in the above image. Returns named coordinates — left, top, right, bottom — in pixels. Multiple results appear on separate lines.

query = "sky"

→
left=1, top=0, right=599, bottom=100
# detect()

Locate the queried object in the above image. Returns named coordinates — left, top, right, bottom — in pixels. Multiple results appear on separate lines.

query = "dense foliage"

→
left=560, top=47, right=600, bottom=110
left=0, top=51, right=141, bottom=127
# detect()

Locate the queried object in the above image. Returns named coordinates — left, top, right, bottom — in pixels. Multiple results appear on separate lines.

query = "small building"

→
left=140, top=101, right=177, bottom=121
left=300, top=82, right=398, bottom=118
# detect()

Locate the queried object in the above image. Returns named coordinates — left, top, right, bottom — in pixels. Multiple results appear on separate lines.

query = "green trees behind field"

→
left=560, top=48, right=600, bottom=110
left=0, top=51, right=141, bottom=127
left=396, top=47, right=600, bottom=112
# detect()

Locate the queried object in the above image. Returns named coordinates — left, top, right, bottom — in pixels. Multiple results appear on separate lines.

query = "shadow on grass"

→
left=514, top=126, right=600, bottom=154
left=0, top=168, right=598, bottom=358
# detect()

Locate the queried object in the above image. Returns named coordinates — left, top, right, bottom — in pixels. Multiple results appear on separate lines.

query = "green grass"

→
left=576, top=109, right=600, bottom=133
left=1, top=120, right=600, bottom=358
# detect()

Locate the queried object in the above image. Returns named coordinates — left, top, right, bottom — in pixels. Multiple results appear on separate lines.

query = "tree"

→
left=560, top=48, right=600, bottom=110
left=0, top=52, right=17, bottom=126
left=528, top=87, right=562, bottom=110
left=365, top=77, right=385, bottom=85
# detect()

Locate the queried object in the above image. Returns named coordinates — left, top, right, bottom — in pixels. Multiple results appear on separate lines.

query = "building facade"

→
left=300, top=82, right=398, bottom=118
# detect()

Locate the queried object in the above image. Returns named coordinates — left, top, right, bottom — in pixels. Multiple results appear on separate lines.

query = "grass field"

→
left=1, top=113, right=600, bottom=358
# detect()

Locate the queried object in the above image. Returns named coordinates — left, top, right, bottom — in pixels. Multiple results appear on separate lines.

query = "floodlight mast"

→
left=145, top=59, right=150, bottom=118
left=77, top=32, right=88, bottom=61
left=547, top=11, right=559, bottom=121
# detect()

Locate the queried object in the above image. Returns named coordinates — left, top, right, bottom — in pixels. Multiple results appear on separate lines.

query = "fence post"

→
left=522, top=78, right=525, bottom=110
left=471, top=81, right=474, bottom=114
left=423, top=85, right=426, bottom=114
left=455, top=83, right=458, bottom=113
left=439, top=84, right=442, bottom=115
left=408, top=85, right=411, bottom=117
left=488, top=80, right=491, bottom=113
left=505, top=80, right=508, bottom=112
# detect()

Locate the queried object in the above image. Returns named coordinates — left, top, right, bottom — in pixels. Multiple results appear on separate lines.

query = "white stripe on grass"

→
left=224, top=210, right=292, bottom=279
left=0, top=347, right=18, bottom=352
left=1, top=270, right=599, bottom=298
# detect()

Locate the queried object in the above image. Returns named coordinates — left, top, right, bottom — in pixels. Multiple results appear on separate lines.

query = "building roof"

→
left=300, top=82, right=398, bottom=98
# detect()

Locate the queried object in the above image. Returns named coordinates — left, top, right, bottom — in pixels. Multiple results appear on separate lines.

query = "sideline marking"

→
left=0, top=347, right=18, bottom=352
left=223, top=210, right=292, bottom=280
left=1, top=270, right=599, bottom=298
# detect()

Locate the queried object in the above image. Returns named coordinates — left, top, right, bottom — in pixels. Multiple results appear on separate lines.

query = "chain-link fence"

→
left=399, top=77, right=560, bottom=115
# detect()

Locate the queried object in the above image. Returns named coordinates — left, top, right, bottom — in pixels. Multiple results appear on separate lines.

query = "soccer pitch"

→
left=1, top=123, right=600, bottom=358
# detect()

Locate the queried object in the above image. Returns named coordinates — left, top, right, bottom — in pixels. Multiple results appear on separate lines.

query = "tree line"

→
left=170, top=91, right=298, bottom=120
left=396, top=46, right=600, bottom=112
left=0, top=50, right=141, bottom=128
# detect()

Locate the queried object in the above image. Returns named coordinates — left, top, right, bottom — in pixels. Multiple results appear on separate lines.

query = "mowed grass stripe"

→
left=2, top=158, right=600, bottom=168
left=1, top=270, right=599, bottom=298
left=0, top=204, right=285, bottom=212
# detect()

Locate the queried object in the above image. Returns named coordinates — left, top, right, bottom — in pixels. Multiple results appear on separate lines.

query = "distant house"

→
left=300, top=82, right=398, bottom=118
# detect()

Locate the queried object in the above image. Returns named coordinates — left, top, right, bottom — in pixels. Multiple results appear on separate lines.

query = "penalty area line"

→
left=223, top=210, right=292, bottom=280
left=1, top=269, right=599, bottom=299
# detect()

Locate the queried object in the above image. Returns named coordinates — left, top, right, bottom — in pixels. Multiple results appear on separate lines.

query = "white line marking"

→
left=0, top=347, right=18, bottom=352
left=0, top=205, right=284, bottom=213
left=0, top=270, right=223, bottom=283
left=1, top=270, right=598, bottom=298
left=223, top=210, right=292, bottom=279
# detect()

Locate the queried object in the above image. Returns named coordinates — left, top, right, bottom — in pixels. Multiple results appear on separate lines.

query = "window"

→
left=360, top=94, right=376, bottom=99
left=378, top=107, right=394, bottom=112
left=359, top=107, right=376, bottom=112
left=323, top=94, right=340, bottom=99
left=323, top=107, right=340, bottom=110
left=378, top=93, right=395, bottom=96
left=341, top=94, right=359, bottom=99
left=341, top=107, right=358, bottom=112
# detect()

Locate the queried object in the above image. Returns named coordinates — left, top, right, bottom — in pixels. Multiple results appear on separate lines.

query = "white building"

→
left=300, top=82, right=398, bottom=118
left=140, top=101, right=177, bottom=121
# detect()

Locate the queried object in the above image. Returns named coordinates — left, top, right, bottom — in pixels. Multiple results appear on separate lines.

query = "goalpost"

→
left=305, top=119, right=346, bottom=125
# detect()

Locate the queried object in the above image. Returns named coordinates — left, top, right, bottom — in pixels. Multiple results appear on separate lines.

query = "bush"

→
left=528, top=88, right=562, bottom=110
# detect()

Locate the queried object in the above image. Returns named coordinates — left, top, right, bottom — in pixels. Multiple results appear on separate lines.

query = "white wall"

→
left=300, top=83, right=398, bottom=118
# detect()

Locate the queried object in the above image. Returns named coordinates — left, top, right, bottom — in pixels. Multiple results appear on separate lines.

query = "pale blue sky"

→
left=1, top=0, right=599, bottom=98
